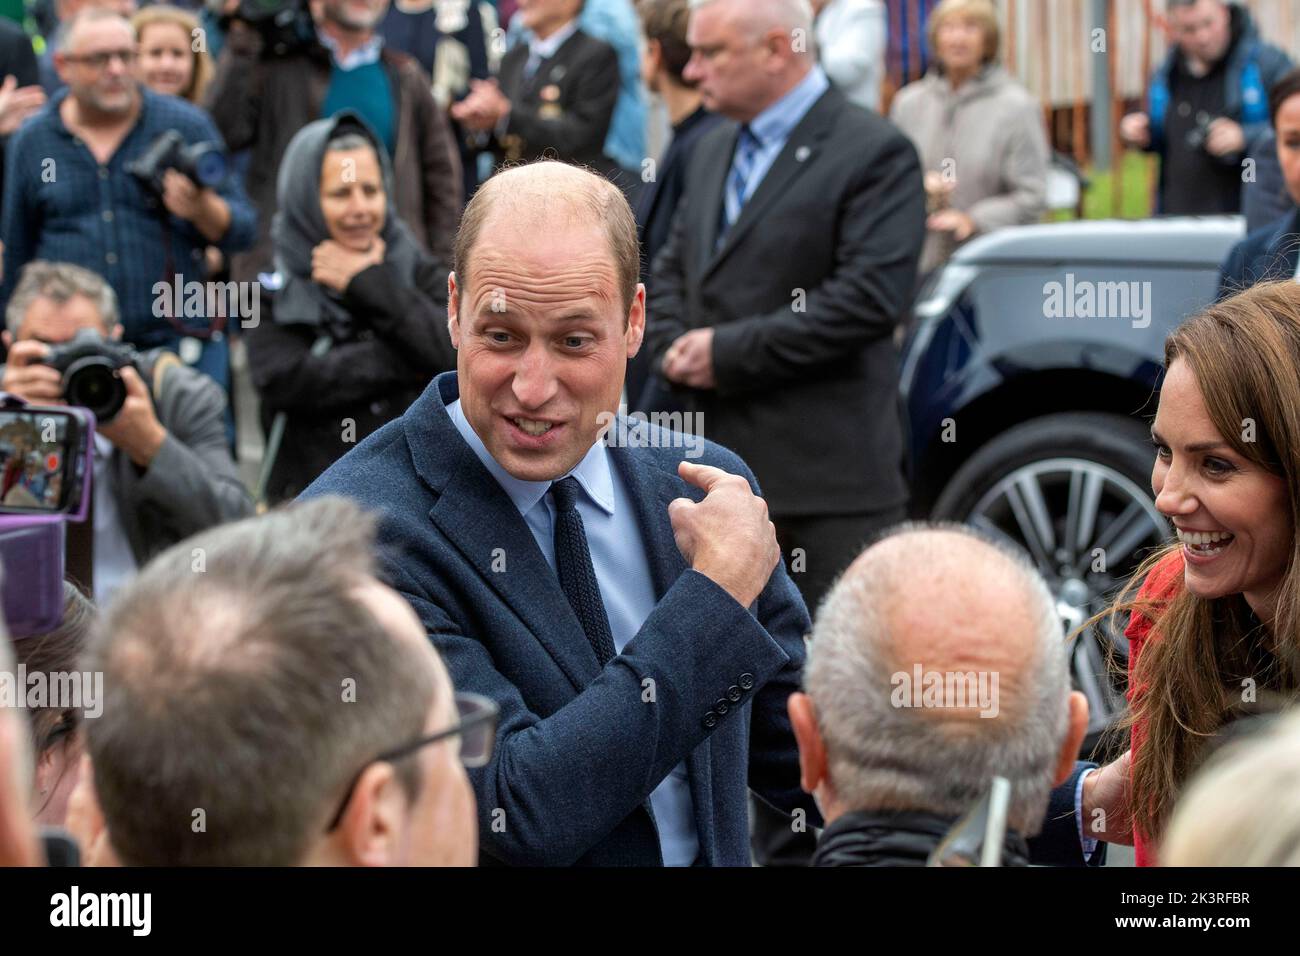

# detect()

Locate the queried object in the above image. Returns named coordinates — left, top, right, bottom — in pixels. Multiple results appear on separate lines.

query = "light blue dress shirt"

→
left=448, top=399, right=700, bottom=866
left=731, top=65, right=831, bottom=207
left=317, top=30, right=384, bottom=69
left=523, top=19, right=580, bottom=80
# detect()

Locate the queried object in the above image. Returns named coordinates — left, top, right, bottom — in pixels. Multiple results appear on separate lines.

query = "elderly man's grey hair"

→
left=5, top=261, right=120, bottom=338
left=57, top=6, right=136, bottom=51
left=688, top=0, right=815, bottom=49
left=804, top=522, right=1070, bottom=835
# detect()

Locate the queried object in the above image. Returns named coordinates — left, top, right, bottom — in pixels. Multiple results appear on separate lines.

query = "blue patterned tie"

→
left=550, top=477, right=616, bottom=666
left=719, top=125, right=761, bottom=243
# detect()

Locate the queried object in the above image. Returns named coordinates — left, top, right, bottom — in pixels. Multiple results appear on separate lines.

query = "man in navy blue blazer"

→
left=305, top=160, right=818, bottom=866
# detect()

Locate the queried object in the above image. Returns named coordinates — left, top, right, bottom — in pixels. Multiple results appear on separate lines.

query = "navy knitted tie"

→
left=550, top=477, right=616, bottom=666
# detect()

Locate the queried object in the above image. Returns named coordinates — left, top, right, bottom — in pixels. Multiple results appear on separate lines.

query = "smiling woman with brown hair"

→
left=1085, top=280, right=1300, bottom=865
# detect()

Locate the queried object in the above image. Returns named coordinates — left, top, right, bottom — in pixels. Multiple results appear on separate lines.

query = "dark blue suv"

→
left=899, top=216, right=1244, bottom=750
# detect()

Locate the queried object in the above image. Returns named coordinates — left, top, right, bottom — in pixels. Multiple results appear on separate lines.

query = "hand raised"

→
left=668, top=461, right=779, bottom=607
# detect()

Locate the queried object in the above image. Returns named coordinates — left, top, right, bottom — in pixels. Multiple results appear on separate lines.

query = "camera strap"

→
left=155, top=208, right=227, bottom=341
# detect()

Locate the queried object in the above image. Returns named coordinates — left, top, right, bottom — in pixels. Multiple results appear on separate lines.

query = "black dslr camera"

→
left=127, top=130, right=228, bottom=197
left=40, top=330, right=144, bottom=424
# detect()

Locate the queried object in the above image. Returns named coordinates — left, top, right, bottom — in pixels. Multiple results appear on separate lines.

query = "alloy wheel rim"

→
left=964, top=457, right=1169, bottom=738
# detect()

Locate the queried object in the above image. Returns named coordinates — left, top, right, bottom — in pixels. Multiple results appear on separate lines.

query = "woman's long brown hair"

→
left=1091, top=281, right=1300, bottom=843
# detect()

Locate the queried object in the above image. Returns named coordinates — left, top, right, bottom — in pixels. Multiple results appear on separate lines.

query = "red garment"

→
left=1123, top=550, right=1185, bottom=866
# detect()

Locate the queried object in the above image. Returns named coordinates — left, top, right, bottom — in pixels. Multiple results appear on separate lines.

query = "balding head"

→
left=790, top=524, right=1088, bottom=836
left=453, top=162, right=640, bottom=315
left=446, top=161, right=646, bottom=484
left=690, top=0, right=813, bottom=40
left=62, top=6, right=134, bottom=51
left=848, top=528, right=1053, bottom=722
left=684, top=0, right=815, bottom=121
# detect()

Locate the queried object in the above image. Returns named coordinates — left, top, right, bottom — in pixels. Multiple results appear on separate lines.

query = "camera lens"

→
left=191, top=147, right=227, bottom=189
left=63, top=357, right=128, bottom=423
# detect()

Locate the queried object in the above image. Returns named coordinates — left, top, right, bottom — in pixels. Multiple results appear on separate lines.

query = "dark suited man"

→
left=649, top=0, right=924, bottom=628
left=647, top=0, right=924, bottom=864
left=628, top=0, right=722, bottom=412
left=305, top=160, right=818, bottom=866
left=451, top=0, right=622, bottom=183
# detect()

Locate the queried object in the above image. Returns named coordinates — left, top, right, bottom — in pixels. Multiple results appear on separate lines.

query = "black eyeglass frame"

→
left=324, top=691, right=498, bottom=832
left=63, top=49, right=138, bottom=68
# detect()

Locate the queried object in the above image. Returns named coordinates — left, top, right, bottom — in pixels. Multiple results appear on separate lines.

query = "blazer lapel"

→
left=695, top=124, right=737, bottom=278
left=608, top=439, right=694, bottom=600
left=499, top=47, right=527, bottom=101
left=528, top=30, right=582, bottom=94
left=409, top=376, right=602, bottom=692
left=705, top=88, right=841, bottom=278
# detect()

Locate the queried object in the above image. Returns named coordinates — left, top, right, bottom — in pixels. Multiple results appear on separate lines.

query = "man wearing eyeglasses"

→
left=0, top=8, right=256, bottom=363
left=74, top=496, right=484, bottom=866
left=306, top=160, right=819, bottom=866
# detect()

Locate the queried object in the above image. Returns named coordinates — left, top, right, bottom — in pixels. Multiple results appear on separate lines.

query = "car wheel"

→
left=931, top=412, right=1169, bottom=757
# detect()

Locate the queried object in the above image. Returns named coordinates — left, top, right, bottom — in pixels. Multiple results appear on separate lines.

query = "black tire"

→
left=931, top=412, right=1165, bottom=758
left=934, top=413, right=1156, bottom=516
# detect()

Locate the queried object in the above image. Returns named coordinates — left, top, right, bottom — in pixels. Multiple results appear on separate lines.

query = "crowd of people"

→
left=0, top=0, right=1297, bottom=872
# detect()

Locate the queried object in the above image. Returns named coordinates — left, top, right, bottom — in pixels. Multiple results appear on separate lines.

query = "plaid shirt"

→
left=0, top=88, right=257, bottom=348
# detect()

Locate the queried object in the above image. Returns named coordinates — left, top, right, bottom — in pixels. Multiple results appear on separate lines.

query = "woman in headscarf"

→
left=247, top=112, right=456, bottom=503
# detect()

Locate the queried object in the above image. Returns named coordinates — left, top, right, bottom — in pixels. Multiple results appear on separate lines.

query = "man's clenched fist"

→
left=668, top=461, right=780, bottom=608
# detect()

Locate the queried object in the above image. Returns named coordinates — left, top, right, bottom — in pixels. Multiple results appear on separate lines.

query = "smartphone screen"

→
left=0, top=410, right=82, bottom=513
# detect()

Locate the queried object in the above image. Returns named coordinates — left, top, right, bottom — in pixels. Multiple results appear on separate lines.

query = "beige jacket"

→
left=890, top=65, right=1049, bottom=274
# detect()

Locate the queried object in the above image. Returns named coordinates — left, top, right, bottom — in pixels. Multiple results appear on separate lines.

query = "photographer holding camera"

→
left=0, top=261, right=253, bottom=604
left=1119, top=0, right=1290, bottom=215
left=205, top=0, right=462, bottom=285
left=0, top=8, right=256, bottom=384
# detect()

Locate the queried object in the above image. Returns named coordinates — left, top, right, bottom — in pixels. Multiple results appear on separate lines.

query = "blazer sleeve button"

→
left=714, top=699, right=729, bottom=715
left=727, top=685, right=742, bottom=702
left=702, top=711, right=718, bottom=729
left=738, top=673, right=755, bottom=690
